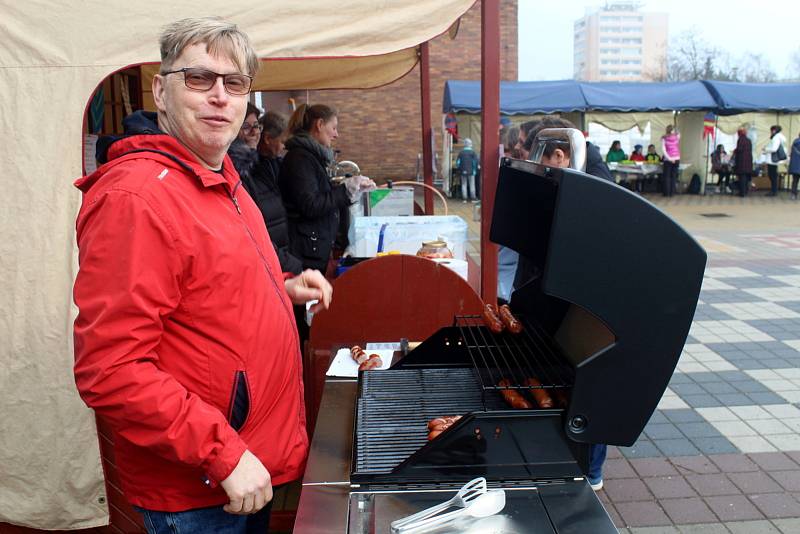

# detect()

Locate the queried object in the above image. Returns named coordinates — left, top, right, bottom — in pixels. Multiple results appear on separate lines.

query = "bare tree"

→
left=736, top=53, right=777, bottom=83
left=788, top=47, right=800, bottom=81
left=649, top=28, right=777, bottom=82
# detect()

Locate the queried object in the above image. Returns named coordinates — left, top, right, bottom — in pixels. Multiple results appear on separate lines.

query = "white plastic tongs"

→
left=390, top=477, right=506, bottom=533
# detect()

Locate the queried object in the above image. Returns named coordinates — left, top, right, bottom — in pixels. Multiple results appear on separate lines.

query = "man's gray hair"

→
left=260, top=111, right=288, bottom=140
left=159, top=17, right=259, bottom=77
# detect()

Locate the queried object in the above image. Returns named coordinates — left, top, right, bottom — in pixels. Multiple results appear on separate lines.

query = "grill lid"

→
left=490, top=158, right=706, bottom=445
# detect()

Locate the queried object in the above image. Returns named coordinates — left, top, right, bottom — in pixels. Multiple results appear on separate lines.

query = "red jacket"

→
left=73, top=134, right=308, bottom=511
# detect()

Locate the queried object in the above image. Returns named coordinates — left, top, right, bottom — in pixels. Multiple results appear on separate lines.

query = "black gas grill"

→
left=296, top=157, right=707, bottom=533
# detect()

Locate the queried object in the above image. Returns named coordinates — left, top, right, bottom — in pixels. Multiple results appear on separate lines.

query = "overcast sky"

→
left=518, top=0, right=800, bottom=80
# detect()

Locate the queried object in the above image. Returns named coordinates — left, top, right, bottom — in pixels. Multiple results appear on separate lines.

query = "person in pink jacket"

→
left=661, top=125, right=681, bottom=197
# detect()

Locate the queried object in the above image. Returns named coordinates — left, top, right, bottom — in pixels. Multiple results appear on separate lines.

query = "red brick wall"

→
left=295, top=0, right=518, bottom=183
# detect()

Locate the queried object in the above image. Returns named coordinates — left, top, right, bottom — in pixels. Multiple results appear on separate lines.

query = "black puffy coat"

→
left=279, top=133, right=351, bottom=272
left=228, top=139, right=302, bottom=274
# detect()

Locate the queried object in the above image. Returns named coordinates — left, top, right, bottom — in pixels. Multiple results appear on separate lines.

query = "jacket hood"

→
left=285, top=132, right=334, bottom=165
left=95, top=111, right=162, bottom=164
left=227, top=138, right=259, bottom=182
left=76, top=132, right=240, bottom=195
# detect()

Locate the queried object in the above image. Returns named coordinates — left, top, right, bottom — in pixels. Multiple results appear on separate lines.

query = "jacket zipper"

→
left=225, top=183, right=297, bottom=338
left=226, top=183, right=306, bottom=429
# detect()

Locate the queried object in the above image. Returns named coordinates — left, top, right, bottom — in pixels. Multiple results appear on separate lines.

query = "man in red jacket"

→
left=73, top=17, right=331, bottom=532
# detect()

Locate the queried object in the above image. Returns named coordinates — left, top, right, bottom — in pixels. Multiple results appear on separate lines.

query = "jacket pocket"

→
left=227, top=371, right=250, bottom=432
left=294, top=224, right=322, bottom=260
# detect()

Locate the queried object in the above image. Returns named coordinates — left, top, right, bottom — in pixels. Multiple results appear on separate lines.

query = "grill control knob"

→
left=569, top=415, right=587, bottom=433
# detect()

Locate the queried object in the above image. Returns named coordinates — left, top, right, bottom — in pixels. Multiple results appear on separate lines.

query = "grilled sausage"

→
left=498, top=304, right=523, bottom=334
left=351, top=345, right=369, bottom=364
left=358, top=357, right=382, bottom=371
left=482, top=304, right=504, bottom=334
left=497, top=378, right=533, bottom=409
left=427, top=415, right=462, bottom=431
left=427, top=429, right=443, bottom=441
left=524, top=377, right=554, bottom=408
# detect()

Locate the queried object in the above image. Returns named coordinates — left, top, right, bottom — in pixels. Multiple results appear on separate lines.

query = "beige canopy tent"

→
left=0, top=0, right=475, bottom=529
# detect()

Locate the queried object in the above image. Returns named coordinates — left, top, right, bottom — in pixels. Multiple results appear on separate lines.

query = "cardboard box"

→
left=366, top=187, right=414, bottom=216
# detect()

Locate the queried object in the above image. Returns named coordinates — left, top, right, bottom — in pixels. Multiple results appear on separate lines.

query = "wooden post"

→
left=420, top=43, right=434, bottom=214
left=480, top=0, right=500, bottom=303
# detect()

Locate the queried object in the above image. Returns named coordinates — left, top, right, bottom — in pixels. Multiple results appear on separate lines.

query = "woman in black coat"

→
left=279, top=104, right=374, bottom=273
left=732, top=128, right=753, bottom=197
left=229, top=110, right=303, bottom=274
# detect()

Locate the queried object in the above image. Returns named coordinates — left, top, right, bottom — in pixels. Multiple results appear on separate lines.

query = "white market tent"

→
left=0, top=1, right=476, bottom=529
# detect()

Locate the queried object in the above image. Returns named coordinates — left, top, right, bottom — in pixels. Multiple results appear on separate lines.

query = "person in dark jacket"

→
left=789, top=132, right=800, bottom=200
left=455, top=138, right=480, bottom=202
left=234, top=111, right=303, bottom=274
left=279, top=103, right=375, bottom=274
left=733, top=127, right=753, bottom=197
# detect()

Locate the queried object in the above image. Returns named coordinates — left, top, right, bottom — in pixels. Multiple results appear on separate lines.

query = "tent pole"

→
left=420, top=43, right=434, bottom=214
left=480, top=0, right=500, bottom=304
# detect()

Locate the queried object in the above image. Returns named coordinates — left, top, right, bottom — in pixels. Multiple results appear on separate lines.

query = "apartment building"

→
left=574, top=2, right=667, bottom=81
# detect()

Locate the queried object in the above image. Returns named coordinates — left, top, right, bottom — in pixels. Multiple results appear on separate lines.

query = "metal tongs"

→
left=390, top=477, right=505, bottom=533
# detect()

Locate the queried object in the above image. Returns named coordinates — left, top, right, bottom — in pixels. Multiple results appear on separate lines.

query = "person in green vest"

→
left=605, top=140, right=627, bottom=163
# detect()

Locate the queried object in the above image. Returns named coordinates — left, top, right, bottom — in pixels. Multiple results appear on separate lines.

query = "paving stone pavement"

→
left=599, top=197, right=800, bottom=532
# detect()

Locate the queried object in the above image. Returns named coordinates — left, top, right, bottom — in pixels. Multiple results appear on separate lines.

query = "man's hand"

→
left=284, top=269, right=333, bottom=314
left=220, top=450, right=273, bottom=515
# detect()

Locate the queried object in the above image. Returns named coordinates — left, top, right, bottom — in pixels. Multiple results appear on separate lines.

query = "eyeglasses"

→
left=161, top=67, right=253, bottom=96
left=241, top=122, right=262, bottom=132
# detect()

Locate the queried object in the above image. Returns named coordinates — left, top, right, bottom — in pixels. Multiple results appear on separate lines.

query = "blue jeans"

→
left=588, top=444, right=607, bottom=484
left=134, top=502, right=273, bottom=534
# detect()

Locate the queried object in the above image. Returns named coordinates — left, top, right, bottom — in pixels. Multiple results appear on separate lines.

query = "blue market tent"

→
left=443, top=79, right=800, bottom=115
left=702, top=80, right=800, bottom=115
left=579, top=81, right=717, bottom=112
left=442, top=79, right=586, bottom=114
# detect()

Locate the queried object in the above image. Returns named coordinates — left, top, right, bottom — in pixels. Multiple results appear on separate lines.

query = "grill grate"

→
left=455, top=314, right=574, bottom=393
left=353, top=368, right=506, bottom=474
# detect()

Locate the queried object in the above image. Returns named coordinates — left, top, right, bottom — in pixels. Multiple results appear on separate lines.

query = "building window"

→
left=621, top=48, right=642, bottom=56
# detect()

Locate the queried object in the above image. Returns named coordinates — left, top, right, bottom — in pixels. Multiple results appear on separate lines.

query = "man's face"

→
left=153, top=43, right=248, bottom=169
left=259, top=134, right=285, bottom=159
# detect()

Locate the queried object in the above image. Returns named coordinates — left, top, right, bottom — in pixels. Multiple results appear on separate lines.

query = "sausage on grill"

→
left=497, top=378, right=533, bottom=409
left=482, top=304, right=504, bottom=334
left=498, top=304, right=523, bottom=334
left=427, top=415, right=462, bottom=431
left=524, top=377, right=554, bottom=408
left=426, top=416, right=463, bottom=440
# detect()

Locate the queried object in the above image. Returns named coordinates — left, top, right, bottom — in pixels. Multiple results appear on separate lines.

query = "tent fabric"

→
left=140, top=48, right=422, bottom=97
left=444, top=79, right=800, bottom=115
left=443, top=79, right=586, bottom=114
left=703, top=80, right=800, bottom=115
left=585, top=112, right=674, bottom=136
left=0, top=0, right=475, bottom=529
left=579, top=81, right=717, bottom=112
